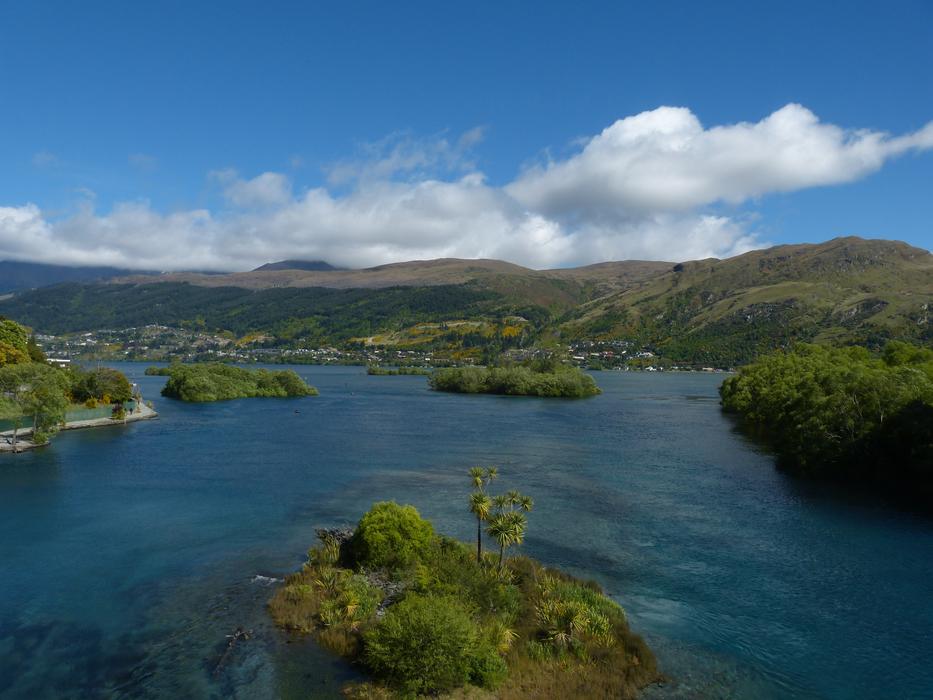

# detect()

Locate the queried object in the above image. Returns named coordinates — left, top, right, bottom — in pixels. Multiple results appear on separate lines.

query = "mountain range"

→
left=1, top=237, right=929, bottom=365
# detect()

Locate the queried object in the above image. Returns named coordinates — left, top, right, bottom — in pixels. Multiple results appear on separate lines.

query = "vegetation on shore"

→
left=160, top=362, right=317, bottom=402
left=720, top=341, right=933, bottom=502
left=270, top=470, right=657, bottom=698
left=366, top=366, right=433, bottom=376
left=429, top=359, right=600, bottom=398
left=2, top=318, right=139, bottom=447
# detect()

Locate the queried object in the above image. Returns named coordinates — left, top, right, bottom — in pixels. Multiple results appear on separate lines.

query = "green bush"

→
left=414, top=536, right=521, bottom=619
left=469, top=640, right=508, bottom=688
left=363, top=594, right=480, bottom=695
left=351, top=502, right=435, bottom=570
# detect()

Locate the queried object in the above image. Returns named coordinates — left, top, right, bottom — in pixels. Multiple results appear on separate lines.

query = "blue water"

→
left=1, top=365, right=931, bottom=699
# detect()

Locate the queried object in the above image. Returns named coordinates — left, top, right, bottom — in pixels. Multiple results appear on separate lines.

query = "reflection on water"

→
left=0, top=366, right=931, bottom=699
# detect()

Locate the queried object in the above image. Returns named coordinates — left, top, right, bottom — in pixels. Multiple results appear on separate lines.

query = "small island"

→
left=270, top=468, right=657, bottom=697
left=720, top=341, right=933, bottom=504
left=366, top=366, right=433, bottom=376
left=157, top=362, right=318, bottom=402
left=429, top=360, right=601, bottom=398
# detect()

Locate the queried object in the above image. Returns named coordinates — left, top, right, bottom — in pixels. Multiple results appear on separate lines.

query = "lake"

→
left=1, top=365, right=931, bottom=699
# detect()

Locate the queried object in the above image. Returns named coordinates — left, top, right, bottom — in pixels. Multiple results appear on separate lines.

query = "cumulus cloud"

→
left=219, top=171, right=293, bottom=208
left=508, top=103, right=933, bottom=216
left=2, top=105, right=931, bottom=271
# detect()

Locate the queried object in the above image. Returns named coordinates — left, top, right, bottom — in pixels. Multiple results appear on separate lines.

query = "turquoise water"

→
left=0, top=365, right=931, bottom=699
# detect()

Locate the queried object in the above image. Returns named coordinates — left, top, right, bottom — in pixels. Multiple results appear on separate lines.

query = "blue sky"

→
left=1, top=0, right=931, bottom=270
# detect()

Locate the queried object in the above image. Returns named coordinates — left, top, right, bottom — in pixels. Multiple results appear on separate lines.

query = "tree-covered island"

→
left=157, top=362, right=318, bottom=401
left=429, top=359, right=601, bottom=398
left=366, top=366, right=433, bottom=376
left=720, top=341, right=933, bottom=504
left=270, top=469, right=657, bottom=698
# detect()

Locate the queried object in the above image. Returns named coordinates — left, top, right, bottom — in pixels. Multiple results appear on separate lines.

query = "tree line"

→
left=720, top=341, right=933, bottom=504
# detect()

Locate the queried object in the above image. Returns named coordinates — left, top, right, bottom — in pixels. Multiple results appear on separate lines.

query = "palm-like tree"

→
left=468, top=466, right=500, bottom=563
left=487, top=510, right=527, bottom=568
left=469, top=491, right=492, bottom=562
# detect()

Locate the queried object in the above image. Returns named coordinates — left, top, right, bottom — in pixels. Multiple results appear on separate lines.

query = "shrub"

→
left=84, top=397, right=98, bottom=409
left=469, top=640, right=508, bottom=688
left=351, top=502, right=435, bottom=570
left=363, top=594, right=479, bottom=695
left=414, top=536, right=521, bottom=619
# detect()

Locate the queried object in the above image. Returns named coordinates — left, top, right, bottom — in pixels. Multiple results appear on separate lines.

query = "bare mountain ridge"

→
left=116, top=257, right=673, bottom=292
left=252, top=259, right=343, bottom=272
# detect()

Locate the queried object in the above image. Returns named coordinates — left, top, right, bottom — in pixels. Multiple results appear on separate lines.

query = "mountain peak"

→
left=252, top=260, right=342, bottom=272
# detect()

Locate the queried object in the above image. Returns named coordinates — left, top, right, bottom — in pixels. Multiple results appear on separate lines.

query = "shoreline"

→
left=0, top=402, right=158, bottom=453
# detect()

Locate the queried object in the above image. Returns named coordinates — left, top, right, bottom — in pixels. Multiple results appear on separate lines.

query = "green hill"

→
left=1, top=238, right=929, bottom=365
left=558, top=238, right=932, bottom=365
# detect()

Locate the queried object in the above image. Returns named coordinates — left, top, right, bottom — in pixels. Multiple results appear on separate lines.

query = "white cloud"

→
left=508, top=104, right=933, bottom=217
left=32, top=150, right=60, bottom=168
left=2, top=105, right=931, bottom=271
left=326, top=128, right=485, bottom=186
left=128, top=152, right=158, bottom=172
left=221, top=171, right=292, bottom=208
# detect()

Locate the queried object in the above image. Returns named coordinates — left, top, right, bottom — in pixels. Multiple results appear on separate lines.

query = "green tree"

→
left=0, top=363, right=69, bottom=449
left=720, top=342, right=933, bottom=500
left=26, top=335, right=46, bottom=363
left=467, top=466, right=498, bottom=562
left=487, top=511, right=529, bottom=569
left=69, top=367, right=134, bottom=403
left=485, top=483, right=533, bottom=568
left=469, top=491, right=492, bottom=563
left=0, top=318, right=31, bottom=368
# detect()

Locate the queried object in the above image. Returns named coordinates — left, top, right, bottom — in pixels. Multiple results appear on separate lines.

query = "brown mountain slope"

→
left=114, top=258, right=674, bottom=311
left=558, top=237, right=933, bottom=363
